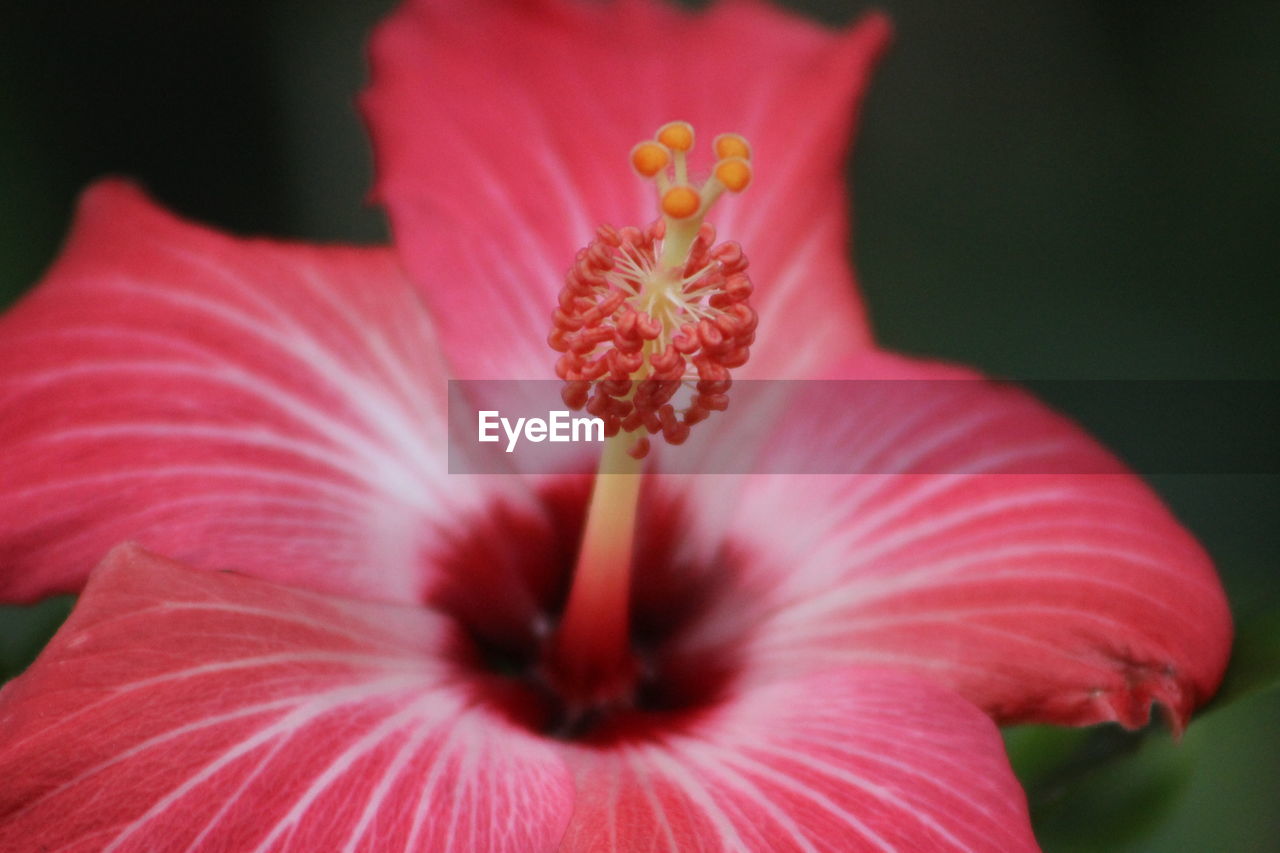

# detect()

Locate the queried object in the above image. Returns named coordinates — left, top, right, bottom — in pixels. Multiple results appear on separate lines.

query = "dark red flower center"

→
left=423, top=481, right=751, bottom=743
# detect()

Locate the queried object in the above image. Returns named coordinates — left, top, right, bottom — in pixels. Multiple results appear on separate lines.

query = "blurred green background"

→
left=1, top=0, right=1276, bottom=849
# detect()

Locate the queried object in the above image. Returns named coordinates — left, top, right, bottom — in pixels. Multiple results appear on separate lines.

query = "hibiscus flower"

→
left=0, top=0, right=1231, bottom=850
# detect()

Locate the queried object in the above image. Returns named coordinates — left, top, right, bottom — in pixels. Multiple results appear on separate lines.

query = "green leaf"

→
left=1211, top=605, right=1280, bottom=707
left=0, top=596, right=75, bottom=684
left=1005, top=684, right=1280, bottom=851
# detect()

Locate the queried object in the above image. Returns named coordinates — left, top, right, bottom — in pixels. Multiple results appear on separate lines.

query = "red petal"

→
left=560, top=668, right=1038, bottom=852
left=0, top=181, right=536, bottom=603
left=0, top=544, right=574, bottom=852
left=363, top=0, right=888, bottom=379
left=709, top=351, right=1232, bottom=732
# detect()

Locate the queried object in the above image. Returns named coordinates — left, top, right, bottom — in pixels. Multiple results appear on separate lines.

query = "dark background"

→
left=1, top=1, right=1277, bottom=849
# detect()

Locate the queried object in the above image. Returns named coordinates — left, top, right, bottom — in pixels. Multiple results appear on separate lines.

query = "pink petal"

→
left=0, top=181, right=538, bottom=603
left=559, top=668, right=1038, bottom=852
left=363, top=0, right=889, bottom=379
left=702, top=351, right=1231, bottom=732
left=0, top=543, right=574, bottom=852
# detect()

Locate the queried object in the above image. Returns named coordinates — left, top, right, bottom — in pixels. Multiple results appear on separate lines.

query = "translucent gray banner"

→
left=447, top=380, right=1278, bottom=475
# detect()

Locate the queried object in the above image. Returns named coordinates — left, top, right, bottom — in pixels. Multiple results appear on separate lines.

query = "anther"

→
left=713, top=158, right=752, bottom=193
left=661, top=186, right=701, bottom=219
left=631, top=141, right=670, bottom=178
left=656, top=121, right=695, bottom=152
left=713, top=133, right=752, bottom=161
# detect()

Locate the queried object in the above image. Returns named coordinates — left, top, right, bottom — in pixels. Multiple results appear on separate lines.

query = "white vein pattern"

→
left=0, top=182, right=541, bottom=603
left=0, top=547, right=1045, bottom=852
left=698, top=354, right=1229, bottom=726
left=557, top=668, right=1037, bottom=852
left=0, top=546, right=574, bottom=853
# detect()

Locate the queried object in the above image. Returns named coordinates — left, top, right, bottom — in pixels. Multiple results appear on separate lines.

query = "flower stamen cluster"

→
left=548, top=122, right=756, bottom=458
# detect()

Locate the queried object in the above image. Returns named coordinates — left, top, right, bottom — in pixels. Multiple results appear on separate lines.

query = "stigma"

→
left=548, top=122, right=757, bottom=458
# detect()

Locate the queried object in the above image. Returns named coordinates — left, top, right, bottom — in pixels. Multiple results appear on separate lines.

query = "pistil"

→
left=548, top=432, right=643, bottom=706
left=545, top=121, right=755, bottom=708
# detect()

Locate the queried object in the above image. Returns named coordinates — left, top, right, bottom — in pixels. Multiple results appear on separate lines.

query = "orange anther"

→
left=656, top=121, right=695, bottom=152
left=713, top=133, right=751, bottom=161
left=714, top=158, right=752, bottom=193
left=661, top=186, right=701, bottom=219
left=630, top=141, right=669, bottom=178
